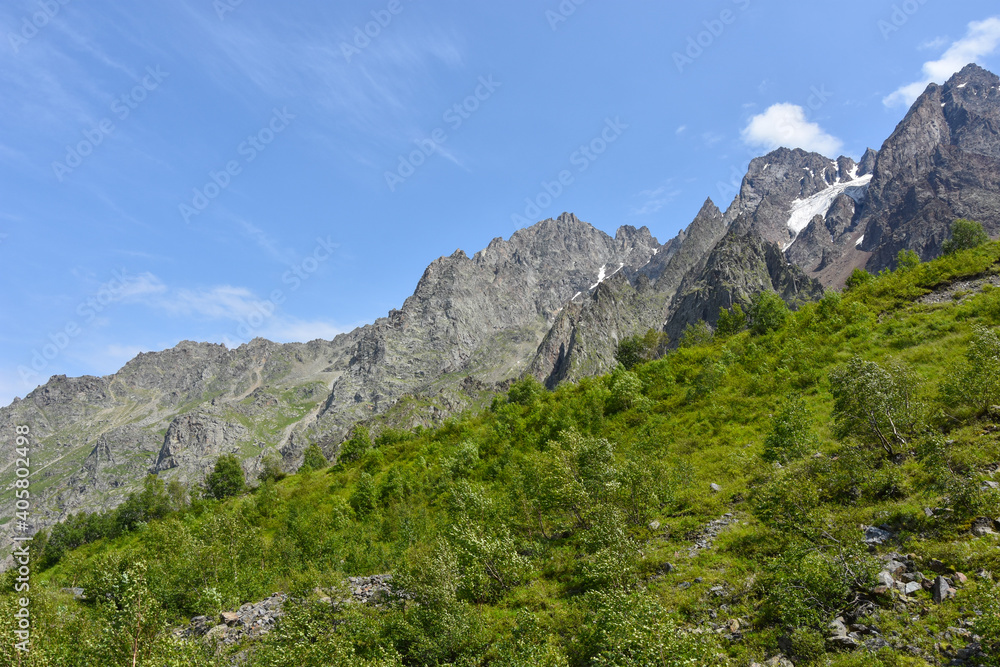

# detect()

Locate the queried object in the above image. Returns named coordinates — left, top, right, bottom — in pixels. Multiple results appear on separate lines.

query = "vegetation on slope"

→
left=4, top=236, right=1000, bottom=666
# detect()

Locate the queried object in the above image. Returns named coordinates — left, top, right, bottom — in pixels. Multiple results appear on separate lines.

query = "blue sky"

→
left=1, top=0, right=999, bottom=406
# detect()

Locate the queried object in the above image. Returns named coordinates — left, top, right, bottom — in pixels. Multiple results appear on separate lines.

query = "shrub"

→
left=762, top=396, right=816, bottom=463
left=508, top=375, right=545, bottom=406
left=578, top=589, right=718, bottom=666
left=258, top=453, right=287, bottom=482
left=748, top=290, right=790, bottom=335
left=829, top=357, right=919, bottom=458
left=299, top=444, right=328, bottom=473
left=339, top=425, right=373, bottom=465
left=350, top=472, right=379, bottom=519
left=679, top=320, right=714, bottom=347
left=789, top=627, right=826, bottom=663
left=607, top=365, right=648, bottom=412
left=942, top=218, right=989, bottom=255
left=941, top=325, right=1000, bottom=416
left=896, top=249, right=921, bottom=271
left=716, top=303, right=747, bottom=336
left=206, top=454, right=247, bottom=500
left=845, top=268, right=874, bottom=290
left=615, top=329, right=670, bottom=369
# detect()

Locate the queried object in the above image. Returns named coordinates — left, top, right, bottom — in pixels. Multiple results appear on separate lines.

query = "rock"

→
left=220, top=611, right=239, bottom=626
left=904, top=581, right=922, bottom=595
left=710, top=483, right=722, bottom=494
left=829, top=618, right=848, bottom=638
left=971, top=517, right=996, bottom=536
left=924, top=507, right=935, bottom=517
left=864, top=526, right=894, bottom=545
left=648, top=520, right=660, bottom=531
left=877, top=571, right=896, bottom=588
left=827, top=635, right=861, bottom=651
left=932, top=576, right=956, bottom=604
left=678, top=581, right=692, bottom=590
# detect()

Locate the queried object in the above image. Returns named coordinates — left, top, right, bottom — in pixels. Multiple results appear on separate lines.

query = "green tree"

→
left=507, top=375, right=545, bottom=406
left=258, top=453, right=287, bottom=482
left=762, top=396, right=816, bottom=463
left=942, top=325, right=1000, bottom=416
left=845, top=268, right=874, bottom=291
left=748, top=290, right=789, bottom=335
left=615, top=329, right=669, bottom=369
left=896, top=248, right=921, bottom=271
left=829, top=357, right=919, bottom=458
left=943, top=218, right=989, bottom=255
left=679, top=320, right=713, bottom=348
left=205, top=454, right=247, bottom=500
left=338, top=425, right=372, bottom=465
left=716, top=303, right=747, bottom=337
left=350, top=472, right=379, bottom=519
left=299, top=444, right=328, bottom=473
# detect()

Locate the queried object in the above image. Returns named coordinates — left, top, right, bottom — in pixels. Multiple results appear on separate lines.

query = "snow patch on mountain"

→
left=783, top=174, right=873, bottom=250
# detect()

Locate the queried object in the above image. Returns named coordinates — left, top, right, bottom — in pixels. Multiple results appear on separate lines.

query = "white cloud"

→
left=675, top=125, right=687, bottom=135
left=741, top=103, right=843, bottom=156
left=884, top=16, right=1000, bottom=107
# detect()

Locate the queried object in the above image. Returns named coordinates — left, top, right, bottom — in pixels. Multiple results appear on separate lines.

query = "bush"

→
left=299, top=444, right=328, bottom=473
left=607, top=365, right=648, bottom=412
left=716, top=304, right=747, bottom=336
left=339, top=425, right=373, bottom=465
left=845, top=268, right=874, bottom=291
left=615, top=329, right=669, bottom=369
left=578, top=589, right=718, bottom=666
left=896, top=249, right=921, bottom=271
left=508, top=375, right=545, bottom=406
left=829, top=357, right=919, bottom=458
left=350, top=472, right=379, bottom=519
left=258, top=453, right=287, bottom=482
left=748, top=291, right=789, bottom=335
left=788, top=627, right=826, bottom=663
left=679, top=320, right=714, bottom=347
left=762, top=396, right=816, bottom=463
left=943, top=218, right=989, bottom=255
left=941, top=325, right=1000, bottom=416
left=206, top=455, right=247, bottom=500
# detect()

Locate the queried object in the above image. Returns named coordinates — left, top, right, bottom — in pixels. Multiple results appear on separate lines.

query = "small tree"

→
left=896, top=249, right=920, bottom=272
left=678, top=320, right=713, bottom=348
left=942, top=325, right=1000, bottom=416
left=748, top=291, right=789, bottom=335
left=615, top=329, right=669, bottom=369
left=299, top=444, right=328, bottom=473
left=716, top=304, right=747, bottom=337
left=845, top=268, right=874, bottom=291
left=943, top=218, right=989, bottom=255
left=206, top=455, right=247, bottom=500
left=762, top=396, right=816, bottom=463
left=338, top=425, right=372, bottom=465
left=829, top=357, right=919, bottom=458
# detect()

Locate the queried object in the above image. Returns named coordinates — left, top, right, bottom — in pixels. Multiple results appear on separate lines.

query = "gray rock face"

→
left=663, top=220, right=824, bottom=342
left=861, top=63, right=1000, bottom=269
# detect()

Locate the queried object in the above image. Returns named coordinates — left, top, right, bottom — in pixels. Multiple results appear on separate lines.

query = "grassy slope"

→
left=4, top=246, right=1000, bottom=666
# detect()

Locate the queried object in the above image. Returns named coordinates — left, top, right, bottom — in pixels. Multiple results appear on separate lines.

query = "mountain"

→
left=3, top=64, right=1000, bottom=556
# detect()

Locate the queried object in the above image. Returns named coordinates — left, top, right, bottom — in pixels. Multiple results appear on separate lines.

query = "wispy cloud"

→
left=741, top=103, right=843, bottom=156
left=884, top=16, right=1000, bottom=107
left=633, top=180, right=682, bottom=216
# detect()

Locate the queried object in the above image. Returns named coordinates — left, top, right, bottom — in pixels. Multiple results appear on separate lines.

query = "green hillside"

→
left=4, top=243, right=1000, bottom=666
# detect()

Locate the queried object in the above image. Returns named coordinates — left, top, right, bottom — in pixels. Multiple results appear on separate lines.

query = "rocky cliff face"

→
left=859, top=63, right=1000, bottom=269
left=5, top=64, right=1000, bottom=560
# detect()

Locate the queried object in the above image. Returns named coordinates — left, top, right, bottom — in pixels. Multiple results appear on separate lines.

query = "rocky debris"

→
left=176, top=593, right=288, bottom=644
left=345, top=574, right=397, bottom=605
left=931, top=576, right=957, bottom=604
left=60, top=587, right=85, bottom=600
left=864, top=525, right=894, bottom=546
left=709, top=483, right=722, bottom=494
left=916, top=275, right=1000, bottom=305
left=686, top=513, right=739, bottom=556
left=971, top=517, right=997, bottom=536
left=869, top=552, right=968, bottom=608
left=750, top=656, right=794, bottom=667
left=175, top=575, right=399, bottom=646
